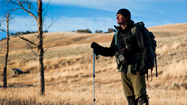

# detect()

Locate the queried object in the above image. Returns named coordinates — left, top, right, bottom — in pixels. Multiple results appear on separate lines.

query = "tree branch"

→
left=24, top=23, right=38, bottom=37
left=9, top=0, right=20, bottom=6
left=8, top=17, right=15, bottom=22
left=16, top=0, right=38, bottom=20
left=17, top=35, right=37, bottom=46
left=46, top=18, right=58, bottom=31
left=26, top=42, right=38, bottom=57
left=6, top=7, right=21, bottom=13
left=0, top=29, right=6, bottom=32
left=44, top=33, right=65, bottom=52
left=43, top=0, right=50, bottom=19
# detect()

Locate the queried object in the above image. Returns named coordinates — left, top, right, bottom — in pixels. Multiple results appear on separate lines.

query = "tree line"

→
left=73, top=28, right=116, bottom=33
left=0, top=30, right=49, bottom=41
left=10, top=30, right=48, bottom=36
left=0, top=28, right=116, bottom=41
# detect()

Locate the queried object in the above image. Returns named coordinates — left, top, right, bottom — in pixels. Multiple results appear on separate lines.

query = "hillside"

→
left=148, top=23, right=187, bottom=37
left=0, top=23, right=187, bottom=104
left=148, top=23, right=187, bottom=32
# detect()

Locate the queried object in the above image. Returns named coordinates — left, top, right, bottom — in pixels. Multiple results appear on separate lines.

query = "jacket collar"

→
left=114, top=20, right=134, bottom=32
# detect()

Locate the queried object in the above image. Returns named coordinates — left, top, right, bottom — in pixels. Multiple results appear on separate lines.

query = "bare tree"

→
left=3, top=13, right=10, bottom=88
left=2, top=0, right=45, bottom=95
left=1, top=9, right=14, bottom=88
left=37, top=0, right=45, bottom=95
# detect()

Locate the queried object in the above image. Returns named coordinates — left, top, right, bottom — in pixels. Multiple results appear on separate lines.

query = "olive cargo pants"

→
left=121, top=71, right=147, bottom=99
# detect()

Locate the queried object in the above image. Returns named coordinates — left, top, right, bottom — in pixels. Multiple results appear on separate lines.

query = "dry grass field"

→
left=0, top=23, right=187, bottom=105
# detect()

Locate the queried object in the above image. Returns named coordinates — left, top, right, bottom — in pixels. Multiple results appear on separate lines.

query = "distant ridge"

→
left=148, top=23, right=187, bottom=32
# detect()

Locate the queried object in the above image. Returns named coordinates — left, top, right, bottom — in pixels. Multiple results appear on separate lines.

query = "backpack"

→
left=115, top=22, right=157, bottom=81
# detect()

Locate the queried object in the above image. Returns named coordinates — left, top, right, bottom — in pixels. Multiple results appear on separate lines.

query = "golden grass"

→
left=156, top=41, right=182, bottom=54
left=0, top=26, right=187, bottom=104
left=0, top=86, right=187, bottom=105
left=162, top=59, right=187, bottom=79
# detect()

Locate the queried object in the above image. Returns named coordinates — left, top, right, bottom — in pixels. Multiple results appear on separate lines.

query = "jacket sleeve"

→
left=96, top=35, right=116, bottom=57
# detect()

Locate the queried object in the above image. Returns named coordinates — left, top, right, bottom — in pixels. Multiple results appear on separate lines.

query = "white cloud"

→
left=2, top=16, right=117, bottom=33
left=1, top=15, right=164, bottom=34
left=1, top=16, right=38, bottom=33
left=45, top=16, right=117, bottom=32
left=162, top=20, right=172, bottom=25
left=31, top=0, right=139, bottom=12
left=30, top=0, right=156, bottom=20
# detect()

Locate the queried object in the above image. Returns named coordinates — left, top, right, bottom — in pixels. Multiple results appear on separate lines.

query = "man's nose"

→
left=116, top=16, right=119, bottom=19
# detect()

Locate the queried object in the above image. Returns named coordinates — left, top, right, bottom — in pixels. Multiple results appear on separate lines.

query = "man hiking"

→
left=91, top=8, right=149, bottom=105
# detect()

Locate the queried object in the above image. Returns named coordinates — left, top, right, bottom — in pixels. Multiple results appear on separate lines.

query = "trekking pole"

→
left=93, top=52, right=96, bottom=105
left=155, top=56, right=158, bottom=77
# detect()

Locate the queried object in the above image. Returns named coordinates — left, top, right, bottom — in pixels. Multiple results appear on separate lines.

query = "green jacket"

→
left=95, top=20, right=148, bottom=73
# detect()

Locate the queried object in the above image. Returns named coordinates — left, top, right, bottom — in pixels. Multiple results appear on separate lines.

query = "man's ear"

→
left=126, top=16, right=130, bottom=22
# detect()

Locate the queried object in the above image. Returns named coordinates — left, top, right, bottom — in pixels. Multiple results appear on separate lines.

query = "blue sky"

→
left=0, top=0, right=187, bottom=40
